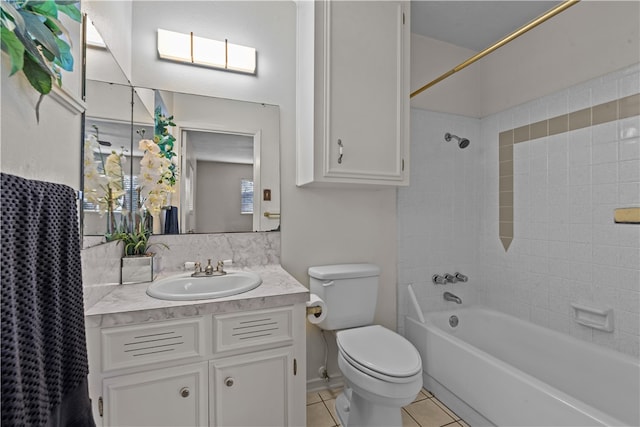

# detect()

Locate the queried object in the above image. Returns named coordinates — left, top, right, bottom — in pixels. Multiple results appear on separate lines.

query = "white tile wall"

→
left=397, top=110, right=481, bottom=333
left=399, top=63, right=640, bottom=358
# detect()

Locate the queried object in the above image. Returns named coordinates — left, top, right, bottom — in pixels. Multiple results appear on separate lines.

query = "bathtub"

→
left=404, top=290, right=640, bottom=426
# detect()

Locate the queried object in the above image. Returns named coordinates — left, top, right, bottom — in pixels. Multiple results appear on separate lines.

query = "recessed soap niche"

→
left=571, top=303, right=614, bottom=332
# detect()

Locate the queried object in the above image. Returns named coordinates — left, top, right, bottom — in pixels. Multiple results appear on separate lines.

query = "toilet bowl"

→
left=335, top=325, right=422, bottom=427
left=308, top=264, right=423, bottom=427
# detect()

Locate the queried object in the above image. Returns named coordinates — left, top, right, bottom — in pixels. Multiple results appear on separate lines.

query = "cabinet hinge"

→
left=98, top=396, right=103, bottom=417
left=293, top=358, right=297, bottom=376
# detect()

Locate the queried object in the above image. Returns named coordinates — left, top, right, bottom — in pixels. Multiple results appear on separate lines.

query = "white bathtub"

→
left=404, top=295, right=640, bottom=426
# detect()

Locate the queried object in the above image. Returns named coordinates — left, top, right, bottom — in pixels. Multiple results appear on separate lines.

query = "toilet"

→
left=309, top=264, right=422, bottom=427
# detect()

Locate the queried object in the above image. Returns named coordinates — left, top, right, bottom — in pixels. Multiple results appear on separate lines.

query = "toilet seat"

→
left=336, top=325, right=422, bottom=383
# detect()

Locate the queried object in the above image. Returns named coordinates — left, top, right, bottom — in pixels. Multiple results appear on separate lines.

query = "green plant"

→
left=1, top=0, right=81, bottom=120
left=154, top=107, right=178, bottom=185
left=113, top=223, right=168, bottom=257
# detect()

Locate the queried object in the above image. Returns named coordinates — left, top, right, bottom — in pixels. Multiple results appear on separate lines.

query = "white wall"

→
left=410, top=1, right=640, bottom=119
left=195, top=161, right=253, bottom=233
left=1, top=13, right=83, bottom=189
left=410, top=34, right=480, bottom=118
left=475, top=1, right=640, bottom=118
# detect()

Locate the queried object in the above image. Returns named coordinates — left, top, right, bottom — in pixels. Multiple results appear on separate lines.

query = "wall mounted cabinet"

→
left=296, top=0, right=410, bottom=186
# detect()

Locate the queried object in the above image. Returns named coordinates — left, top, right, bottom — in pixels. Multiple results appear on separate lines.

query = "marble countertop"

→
left=85, top=264, right=309, bottom=328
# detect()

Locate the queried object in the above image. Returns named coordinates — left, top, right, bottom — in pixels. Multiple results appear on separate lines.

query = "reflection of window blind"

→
left=241, top=179, right=254, bottom=214
left=83, top=175, right=138, bottom=212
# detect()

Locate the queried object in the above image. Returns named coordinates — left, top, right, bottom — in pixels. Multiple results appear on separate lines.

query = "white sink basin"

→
left=146, top=271, right=262, bottom=301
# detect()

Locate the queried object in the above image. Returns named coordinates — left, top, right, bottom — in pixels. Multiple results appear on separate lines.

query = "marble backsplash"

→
left=81, top=231, right=281, bottom=308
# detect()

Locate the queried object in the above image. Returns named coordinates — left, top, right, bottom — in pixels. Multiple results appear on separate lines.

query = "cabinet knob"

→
left=224, top=377, right=235, bottom=387
left=180, top=387, right=190, bottom=398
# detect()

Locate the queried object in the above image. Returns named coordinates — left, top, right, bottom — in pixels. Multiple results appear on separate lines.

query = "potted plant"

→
left=1, top=1, right=81, bottom=121
left=114, top=223, right=167, bottom=284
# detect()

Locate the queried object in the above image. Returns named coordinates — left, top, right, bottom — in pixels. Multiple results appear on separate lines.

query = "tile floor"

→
left=307, top=387, right=469, bottom=427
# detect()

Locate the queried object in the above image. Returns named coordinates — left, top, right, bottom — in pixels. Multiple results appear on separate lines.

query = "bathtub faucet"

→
left=443, top=292, right=462, bottom=304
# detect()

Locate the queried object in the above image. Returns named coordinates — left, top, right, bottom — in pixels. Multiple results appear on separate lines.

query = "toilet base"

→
left=335, top=387, right=403, bottom=427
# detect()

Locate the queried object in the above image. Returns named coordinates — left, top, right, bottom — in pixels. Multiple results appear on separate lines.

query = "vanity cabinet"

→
left=210, top=347, right=294, bottom=426
left=296, top=0, right=410, bottom=186
left=102, top=363, right=209, bottom=426
left=86, top=305, right=305, bottom=427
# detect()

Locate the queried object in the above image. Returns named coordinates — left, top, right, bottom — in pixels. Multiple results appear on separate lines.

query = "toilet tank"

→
left=308, top=263, right=380, bottom=330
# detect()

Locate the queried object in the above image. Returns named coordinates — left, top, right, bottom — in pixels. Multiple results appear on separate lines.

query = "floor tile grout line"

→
left=402, top=407, right=422, bottom=426
left=322, top=399, right=340, bottom=427
left=307, top=388, right=467, bottom=426
left=307, top=392, right=322, bottom=406
left=431, top=396, right=461, bottom=421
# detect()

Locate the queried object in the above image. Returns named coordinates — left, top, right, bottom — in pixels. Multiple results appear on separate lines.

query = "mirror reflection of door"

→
left=181, top=130, right=257, bottom=233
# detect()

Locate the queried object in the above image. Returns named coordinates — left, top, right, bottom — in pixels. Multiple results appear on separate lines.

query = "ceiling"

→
left=411, top=1, right=562, bottom=52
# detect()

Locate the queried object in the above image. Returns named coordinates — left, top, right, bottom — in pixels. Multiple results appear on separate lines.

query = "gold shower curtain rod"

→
left=410, top=0, right=581, bottom=98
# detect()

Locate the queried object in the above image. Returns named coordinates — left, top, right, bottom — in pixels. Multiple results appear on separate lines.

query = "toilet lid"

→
left=336, top=325, right=421, bottom=380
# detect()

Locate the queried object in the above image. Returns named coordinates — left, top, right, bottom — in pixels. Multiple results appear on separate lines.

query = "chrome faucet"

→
left=444, top=273, right=457, bottom=283
left=191, top=259, right=227, bottom=277
left=432, top=274, right=447, bottom=285
left=443, top=291, right=462, bottom=304
left=204, top=259, right=214, bottom=275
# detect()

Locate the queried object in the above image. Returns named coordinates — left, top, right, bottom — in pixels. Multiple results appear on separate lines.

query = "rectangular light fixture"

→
left=157, top=29, right=256, bottom=75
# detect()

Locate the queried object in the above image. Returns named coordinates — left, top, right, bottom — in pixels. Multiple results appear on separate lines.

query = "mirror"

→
left=82, top=16, right=280, bottom=239
left=83, top=83, right=154, bottom=236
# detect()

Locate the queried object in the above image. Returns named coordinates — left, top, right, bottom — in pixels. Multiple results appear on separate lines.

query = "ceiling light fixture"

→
left=157, top=29, right=256, bottom=75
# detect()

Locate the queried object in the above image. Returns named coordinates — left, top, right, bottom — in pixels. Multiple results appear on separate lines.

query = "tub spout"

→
left=443, top=291, right=462, bottom=304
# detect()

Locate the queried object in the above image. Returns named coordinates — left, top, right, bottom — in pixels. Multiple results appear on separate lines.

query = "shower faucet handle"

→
left=444, top=273, right=458, bottom=283
left=432, top=274, right=447, bottom=285
left=454, top=272, right=468, bottom=282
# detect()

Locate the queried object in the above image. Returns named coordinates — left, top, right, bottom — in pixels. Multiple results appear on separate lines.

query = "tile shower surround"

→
left=399, top=63, right=640, bottom=358
left=499, top=93, right=640, bottom=250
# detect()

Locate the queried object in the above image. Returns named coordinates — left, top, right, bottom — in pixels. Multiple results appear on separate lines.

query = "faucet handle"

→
left=216, top=260, right=226, bottom=274
left=432, top=274, right=447, bottom=285
left=444, top=273, right=458, bottom=283
left=454, top=272, right=468, bottom=282
left=194, top=261, right=202, bottom=273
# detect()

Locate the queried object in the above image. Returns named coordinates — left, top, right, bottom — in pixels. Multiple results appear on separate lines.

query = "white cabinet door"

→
left=297, top=0, right=410, bottom=186
left=103, top=363, right=208, bottom=427
left=210, top=347, right=294, bottom=426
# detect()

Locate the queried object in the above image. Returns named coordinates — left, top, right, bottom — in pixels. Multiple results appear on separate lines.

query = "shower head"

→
left=444, top=132, right=470, bottom=149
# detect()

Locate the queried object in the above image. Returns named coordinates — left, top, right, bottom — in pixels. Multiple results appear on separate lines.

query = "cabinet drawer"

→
left=213, top=307, right=293, bottom=353
left=102, top=317, right=206, bottom=372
